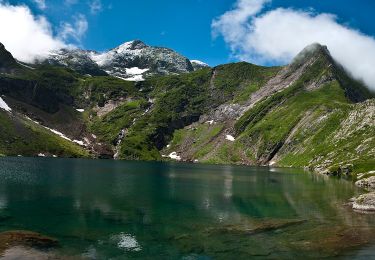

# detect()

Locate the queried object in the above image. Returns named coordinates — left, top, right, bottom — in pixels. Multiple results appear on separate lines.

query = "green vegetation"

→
left=0, top=40, right=373, bottom=179
left=118, top=68, right=213, bottom=160
left=213, top=62, right=280, bottom=103
left=0, top=111, right=88, bottom=157
left=76, top=76, right=138, bottom=106
left=89, top=99, right=147, bottom=143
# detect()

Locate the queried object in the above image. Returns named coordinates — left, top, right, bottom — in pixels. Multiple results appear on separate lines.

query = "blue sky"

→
left=3, top=0, right=375, bottom=67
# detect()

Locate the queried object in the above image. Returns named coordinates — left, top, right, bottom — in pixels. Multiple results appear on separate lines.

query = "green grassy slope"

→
left=163, top=45, right=374, bottom=177
left=0, top=110, right=88, bottom=157
left=95, top=63, right=280, bottom=160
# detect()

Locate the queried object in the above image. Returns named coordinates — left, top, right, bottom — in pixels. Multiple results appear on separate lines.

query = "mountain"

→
left=0, top=42, right=374, bottom=179
left=36, top=40, right=196, bottom=80
left=42, top=48, right=107, bottom=76
left=160, top=43, right=374, bottom=175
left=191, top=60, right=210, bottom=70
left=0, top=43, right=24, bottom=74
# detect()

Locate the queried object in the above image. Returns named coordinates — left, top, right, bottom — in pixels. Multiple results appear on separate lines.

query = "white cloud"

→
left=0, top=3, right=89, bottom=63
left=33, top=0, right=46, bottom=10
left=89, top=0, right=102, bottom=14
left=0, top=3, right=65, bottom=62
left=212, top=0, right=270, bottom=52
left=59, top=14, right=88, bottom=43
left=213, top=0, right=375, bottom=91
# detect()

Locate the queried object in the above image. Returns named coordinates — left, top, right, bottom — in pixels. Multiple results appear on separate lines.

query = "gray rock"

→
left=356, top=176, right=375, bottom=190
left=351, top=192, right=375, bottom=212
left=34, top=40, right=194, bottom=80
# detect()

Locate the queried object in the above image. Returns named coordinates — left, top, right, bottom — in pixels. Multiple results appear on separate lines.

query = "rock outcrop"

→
left=350, top=192, right=375, bottom=212
left=356, top=176, right=375, bottom=190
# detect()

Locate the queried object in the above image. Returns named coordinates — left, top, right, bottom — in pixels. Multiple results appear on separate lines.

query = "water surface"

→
left=0, top=157, right=374, bottom=259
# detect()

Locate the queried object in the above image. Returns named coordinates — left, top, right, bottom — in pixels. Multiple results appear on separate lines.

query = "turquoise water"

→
left=0, top=157, right=374, bottom=259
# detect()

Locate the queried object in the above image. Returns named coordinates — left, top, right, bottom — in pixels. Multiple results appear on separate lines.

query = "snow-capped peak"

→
left=39, top=39, right=195, bottom=79
left=116, top=40, right=147, bottom=53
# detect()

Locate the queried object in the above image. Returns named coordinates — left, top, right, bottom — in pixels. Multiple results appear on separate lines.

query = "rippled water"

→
left=0, top=157, right=374, bottom=259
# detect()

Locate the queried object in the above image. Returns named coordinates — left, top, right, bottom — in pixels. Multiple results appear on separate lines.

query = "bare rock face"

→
left=335, top=99, right=375, bottom=140
left=202, top=43, right=335, bottom=123
left=350, top=192, right=375, bottom=212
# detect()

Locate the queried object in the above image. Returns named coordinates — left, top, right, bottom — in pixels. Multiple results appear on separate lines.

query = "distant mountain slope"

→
left=35, top=40, right=196, bottom=80
left=0, top=41, right=374, bottom=178
left=191, top=60, right=210, bottom=70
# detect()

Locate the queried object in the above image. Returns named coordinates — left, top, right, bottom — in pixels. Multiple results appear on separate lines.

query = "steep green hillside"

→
left=91, top=63, right=280, bottom=160
left=0, top=110, right=88, bottom=157
left=162, top=44, right=374, bottom=177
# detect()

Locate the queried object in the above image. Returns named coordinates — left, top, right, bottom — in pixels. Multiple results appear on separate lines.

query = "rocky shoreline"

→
left=349, top=174, right=375, bottom=212
left=311, top=164, right=375, bottom=213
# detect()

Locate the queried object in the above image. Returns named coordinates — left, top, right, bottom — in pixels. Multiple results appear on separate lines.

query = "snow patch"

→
left=114, top=75, right=145, bottom=82
left=125, top=67, right=149, bottom=75
left=116, top=40, right=142, bottom=53
left=90, top=52, right=110, bottom=66
left=24, top=116, right=86, bottom=146
left=191, top=60, right=209, bottom=66
left=38, top=153, right=46, bottom=157
left=225, top=135, right=235, bottom=142
left=76, top=109, right=85, bottom=113
left=206, top=120, right=214, bottom=125
left=0, top=97, right=11, bottom=112
left=168, top=152, right=181, bottom=161
left=73, top=140, right=85, bottom=146
left=125, top=75, right=145, bottom=81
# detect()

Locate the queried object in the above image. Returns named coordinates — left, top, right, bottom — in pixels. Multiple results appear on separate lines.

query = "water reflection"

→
left=0, top=157, right=373, bottom=259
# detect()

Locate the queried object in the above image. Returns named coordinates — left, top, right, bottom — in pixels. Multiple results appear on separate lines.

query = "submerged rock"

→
left=2, top=246, right=61, bottom=259
left=351, top=192, right=375, bottom=212
left=203, top=219, right=306, bottom=236
left=0, top=230, right=58, bottom=254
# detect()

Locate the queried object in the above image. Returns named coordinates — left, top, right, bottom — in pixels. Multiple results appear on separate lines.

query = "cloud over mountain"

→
left=0, top=2, right=88, bottom=63
left=0, top=3, right=65, bottom=62
left=213, top=0, right=375, bottom=91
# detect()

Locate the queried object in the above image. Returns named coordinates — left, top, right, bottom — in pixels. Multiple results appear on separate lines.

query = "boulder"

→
left=355, top=176, right=375, bottom=190
left=351, top=192, right=375, bottom=212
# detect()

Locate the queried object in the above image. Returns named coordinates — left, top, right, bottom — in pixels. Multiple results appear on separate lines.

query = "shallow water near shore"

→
left=0, top=157, right=374, bottom=259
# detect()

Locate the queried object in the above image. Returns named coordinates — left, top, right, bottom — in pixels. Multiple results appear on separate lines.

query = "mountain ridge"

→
left=0, top=41, right=374, bottom=179
left=33, top=40, right=206, bottom=80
